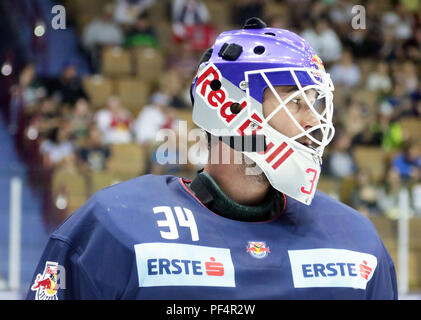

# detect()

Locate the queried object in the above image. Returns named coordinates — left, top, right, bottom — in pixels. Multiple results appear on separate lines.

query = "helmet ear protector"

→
left=190, top=17, right=335, bottom=205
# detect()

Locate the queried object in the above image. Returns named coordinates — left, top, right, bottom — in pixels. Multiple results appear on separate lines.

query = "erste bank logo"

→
left=288, top=248, right=377, bottom=290
left=134, top=242, right=235, bottom=287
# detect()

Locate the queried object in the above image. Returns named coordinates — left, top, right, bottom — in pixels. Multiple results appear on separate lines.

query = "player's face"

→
left=262, top=86, right=319, bottom=148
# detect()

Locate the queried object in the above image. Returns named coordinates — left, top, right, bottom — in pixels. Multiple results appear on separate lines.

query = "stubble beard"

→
left=238, top=153, right=270, bottom=185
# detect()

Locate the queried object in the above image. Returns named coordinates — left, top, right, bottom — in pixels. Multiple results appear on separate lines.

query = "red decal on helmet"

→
left=196, top=64, right=247, bottom=126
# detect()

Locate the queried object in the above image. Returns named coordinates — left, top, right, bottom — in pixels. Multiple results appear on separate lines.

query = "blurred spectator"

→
left=95, top=96, right=133, bottom=144
left=381, top=2, right=413, bottom=41
left=351, top=122, right=383, bottom=147
left=414, top=100, right=421, bottom=118
left=167, top=42, right=201, bottom=76
left=343, top=28, right=382, bottom=59
left=33, top=97, right=62, bottom=139
left=76, top=126, right=111, bottom=173
left=9, top=64, right=46, bottom=134
left=160, top=67, right=192, bottom=109
left=46, top=62, right=88, bottom=105
left=40, top=124, right=75, bottom=169
left=351, top=169, right=382, bottom=217
left=123, top=11, right=159, bottom=49
left=292, top=0, right=327, bottom=27
left=336, top=0, right=385, bottom=56
left=231, top=0, right=265, bottom=27
left=114, top=0, right=155, bottom=26
left=172, top=0, right=215, bottom=51
left=284, top=0, right=312, bottom=31
left=172, top=0, right=209, bottom=29
left=411, top=81, right=421, bottom=105
left=134, top=92, right=179, bottom=146
left=325, top=132, right=356, bottom=179
left=394, top=61, right=418, bottom=94
left=394, top=98, right=415, bottom=119
left=402, top=28, right=421, bottom=62
left=301, top=18, right=342, bottom=64
left=401, top=0, right=420, bottom=13
left=328, top=0, right=353, bottom=30
left=67, top=98, right=92, bottom=143
left=10, top=64, right=46, bottom=109
left=380, top=117, right=403, bottom=151
left=379, top=83, right=408, bottom=116
left=379, top=28, right=398, bottom=61
left=392, top=140, right=421, bottom=181
left=266, top=14, right=289, bottom=30
left=82, top=4, right=124, bottom=72
left=377, top=168, right=402, bottom=219
left=377, top=88, right=406, bottom=152
left=343, top=103, right=366, bottom=138
left=168, top=84, right=191, bottom=110
left=330, top=49, right=361, bottom=88
left=366, top=62, right=392, bottom=93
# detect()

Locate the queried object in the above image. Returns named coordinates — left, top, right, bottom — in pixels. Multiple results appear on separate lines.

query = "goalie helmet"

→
left=191, top=18, right=335, bottom=205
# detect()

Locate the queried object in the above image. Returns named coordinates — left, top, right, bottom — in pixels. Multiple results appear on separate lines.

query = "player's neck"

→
left=204, top=143, right=271, bottom=206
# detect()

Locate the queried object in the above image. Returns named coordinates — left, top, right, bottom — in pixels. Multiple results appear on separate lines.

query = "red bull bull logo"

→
left=310, top=55, right=324, bottom=71
left=246, top=241, right=271, bottom=259
left=31, top=261, right=59, bottom=300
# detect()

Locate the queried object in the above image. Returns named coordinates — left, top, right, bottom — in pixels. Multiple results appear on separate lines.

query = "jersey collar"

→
left=185, top=171, right=285, bottom=222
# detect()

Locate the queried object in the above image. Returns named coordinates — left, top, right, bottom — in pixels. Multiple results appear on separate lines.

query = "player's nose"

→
left=301, top=108, right=320, bottom=130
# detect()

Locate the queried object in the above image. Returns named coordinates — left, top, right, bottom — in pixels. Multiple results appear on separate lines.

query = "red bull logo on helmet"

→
left=196, top=63, right=248, bottom=126
left=309, top=55, right=325, bottom=81
left=246, top=241, right=271, bottom=259
left=310, top=55, right=324, bottom=71
left=31, top=261, right=60, bottom=300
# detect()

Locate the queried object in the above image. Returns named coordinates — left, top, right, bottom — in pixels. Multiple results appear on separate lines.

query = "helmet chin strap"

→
left=188, top=171, right=284, bottom=222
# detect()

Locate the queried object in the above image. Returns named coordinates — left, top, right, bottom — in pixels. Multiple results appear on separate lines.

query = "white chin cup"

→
left=244, top=126, right=322, bottom=206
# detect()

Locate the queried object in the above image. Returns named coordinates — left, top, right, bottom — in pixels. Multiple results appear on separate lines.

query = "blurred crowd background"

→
left=0, top=0, right=421, bottom=294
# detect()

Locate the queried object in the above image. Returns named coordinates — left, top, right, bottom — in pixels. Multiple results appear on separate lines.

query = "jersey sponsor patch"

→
left=288, top=248, right=377, bottom=290
left=134, top=242, right=235, bottom=287
left=246, top=241, right=270, bottom=259
left=30, top=261, right=59, bottom=300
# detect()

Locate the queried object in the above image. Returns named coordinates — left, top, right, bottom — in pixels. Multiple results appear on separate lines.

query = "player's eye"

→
left=289, top=98, right=302, bottom=113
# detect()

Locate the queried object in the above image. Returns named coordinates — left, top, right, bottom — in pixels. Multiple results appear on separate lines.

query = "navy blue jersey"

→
left=27, top=175, right=397, bottom=300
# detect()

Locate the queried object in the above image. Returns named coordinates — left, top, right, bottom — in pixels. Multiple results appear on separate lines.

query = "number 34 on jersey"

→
left=153, top=206, right=199, bottom=242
